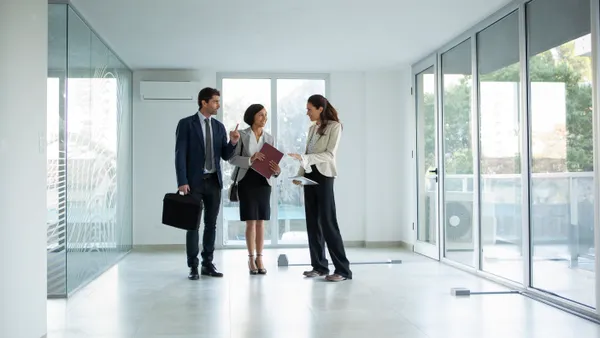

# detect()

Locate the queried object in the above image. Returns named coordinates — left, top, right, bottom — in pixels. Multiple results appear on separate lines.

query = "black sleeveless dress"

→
left=238, top=167, right=271, bottom=221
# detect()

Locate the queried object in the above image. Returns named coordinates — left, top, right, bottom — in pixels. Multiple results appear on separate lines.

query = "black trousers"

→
left=186, top=174, right=221, bottom=268
left=303, top=166, right=352, bottom=278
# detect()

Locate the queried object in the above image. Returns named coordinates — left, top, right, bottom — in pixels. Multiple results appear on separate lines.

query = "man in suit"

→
left=175, top=87, right=240, bottom=279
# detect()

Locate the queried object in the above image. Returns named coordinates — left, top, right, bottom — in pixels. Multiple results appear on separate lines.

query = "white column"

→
left=0, top=1, right=48, bottom=338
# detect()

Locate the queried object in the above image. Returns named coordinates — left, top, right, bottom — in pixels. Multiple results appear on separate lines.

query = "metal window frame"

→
left=412, top=55, right=442, bottom=260
left=435, top=36, right=480, bottom=271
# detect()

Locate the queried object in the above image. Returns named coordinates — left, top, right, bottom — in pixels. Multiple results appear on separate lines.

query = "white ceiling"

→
left=69, top=0, right=513, bottom=72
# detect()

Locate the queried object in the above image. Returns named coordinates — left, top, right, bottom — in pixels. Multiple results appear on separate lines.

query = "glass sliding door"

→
left=411, top=0, right=600, bottom=319
left=414, top=57, right=441, bottom=260
left=441, top=39, right=477, bottom=267
left=477, top=11, right=524, bottom=283
left=527, top=0, right=596, bottom=307
left=220, top=78, right=272, bottom=246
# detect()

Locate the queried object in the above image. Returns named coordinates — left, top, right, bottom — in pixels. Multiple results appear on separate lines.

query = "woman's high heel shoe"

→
left=248, top=255, right=258, bottom=275
left=256, top=254, right=267, bottom=275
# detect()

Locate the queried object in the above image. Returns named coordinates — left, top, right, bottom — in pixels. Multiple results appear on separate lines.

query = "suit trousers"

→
left=303, top=166, right=352, bottom=278
left=186, top=174, right=221, bottom=268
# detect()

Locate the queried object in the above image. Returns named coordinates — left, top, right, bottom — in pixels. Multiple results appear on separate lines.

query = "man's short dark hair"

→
left=198, top=87, right=220, bottom=108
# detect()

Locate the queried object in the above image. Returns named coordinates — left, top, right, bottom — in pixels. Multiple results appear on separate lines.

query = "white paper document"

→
left=289, top=176, right=319, bottom=185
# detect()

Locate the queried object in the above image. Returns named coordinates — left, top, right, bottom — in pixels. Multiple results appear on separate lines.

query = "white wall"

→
left=364, top=69, right=415, bottom=245
left=401, top=69, right=417, bottom=246
left=132, top=69, right=415, bottom=246
left=133, top=70, right=217, bottom=245
left=0, top=1, right=48, bottom=337
left=329, top=72, right=367, bottom=242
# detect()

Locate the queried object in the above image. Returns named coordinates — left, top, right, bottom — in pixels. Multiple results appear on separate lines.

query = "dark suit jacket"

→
left=175, top=113, right=236, bottom=191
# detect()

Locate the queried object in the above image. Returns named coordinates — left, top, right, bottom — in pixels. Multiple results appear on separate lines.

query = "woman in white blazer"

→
left=229, top=104, right=280, bottom=275
left=288, top=94, right=352, bottom=282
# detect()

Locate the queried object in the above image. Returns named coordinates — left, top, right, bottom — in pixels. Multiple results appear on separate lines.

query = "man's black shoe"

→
left=201, top=264, right=224, bottom=277
left=188, top=267, right=199, bottom=280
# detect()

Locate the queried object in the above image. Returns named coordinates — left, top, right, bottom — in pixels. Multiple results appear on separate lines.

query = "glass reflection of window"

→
left=441, top=39, right=475, bottom=267
left=477, top=11, right=523, bottom=283
left=527, top=0, right=595, bottom=308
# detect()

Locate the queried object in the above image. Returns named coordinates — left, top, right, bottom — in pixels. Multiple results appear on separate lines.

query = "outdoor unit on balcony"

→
left=444, top=191, right=475, bottom=251
left=139, top=81, right=200, bottom=101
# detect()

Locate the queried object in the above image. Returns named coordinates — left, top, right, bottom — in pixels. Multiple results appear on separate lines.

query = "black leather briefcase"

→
left=162, top=192, right=202, bottom=231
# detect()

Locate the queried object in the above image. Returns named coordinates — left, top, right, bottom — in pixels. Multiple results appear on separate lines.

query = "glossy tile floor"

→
left=47, top=248, right=600, bottom=338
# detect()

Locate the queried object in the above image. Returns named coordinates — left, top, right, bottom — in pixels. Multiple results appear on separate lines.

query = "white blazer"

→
left=229, top=128, right=278, bottom=186
left=297, top=121, right=342, bottom=178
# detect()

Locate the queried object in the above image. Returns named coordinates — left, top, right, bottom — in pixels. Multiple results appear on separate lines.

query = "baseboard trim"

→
left=134, top=244, right=185, bottom=251
left=344, top=241, right=365, bottom=247
left=364, top=241, right=412, bottom=249
left=398, top=240, right=414, bottom=251
left=134, top=241, right=414, bottom=251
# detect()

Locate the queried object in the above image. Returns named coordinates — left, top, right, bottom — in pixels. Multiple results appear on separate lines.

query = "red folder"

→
left=251, top=143, right=284, bottom=179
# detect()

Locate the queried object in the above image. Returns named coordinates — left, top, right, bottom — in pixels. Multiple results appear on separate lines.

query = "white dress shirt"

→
left=198, top=112, right=215, bottom=174
left=247, top=129, right=265, bottom=165
left=228, top=128, right=277, bottom=186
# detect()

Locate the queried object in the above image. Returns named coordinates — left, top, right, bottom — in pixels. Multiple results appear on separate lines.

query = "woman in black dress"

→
left=229, top=104, right=280, bottom=275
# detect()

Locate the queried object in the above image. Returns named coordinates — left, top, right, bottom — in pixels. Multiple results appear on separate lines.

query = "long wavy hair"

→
left=307, top=94, right=340, bottom=135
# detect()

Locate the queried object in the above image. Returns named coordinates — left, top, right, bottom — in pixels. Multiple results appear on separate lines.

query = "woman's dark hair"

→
left=307, top=94, right=340, bottom=135
left=243, top=103, right=265, bottom=126
left=198, top=87, right=221, bottom=108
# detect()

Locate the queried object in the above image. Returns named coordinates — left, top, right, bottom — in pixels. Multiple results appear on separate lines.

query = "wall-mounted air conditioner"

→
left=139, top=81, right=200, bottom=101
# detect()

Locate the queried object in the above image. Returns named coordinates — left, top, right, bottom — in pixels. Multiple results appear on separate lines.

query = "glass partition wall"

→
left=412, top=0, right=600, bottom=320
left=47, top=4, right=133, bottom=297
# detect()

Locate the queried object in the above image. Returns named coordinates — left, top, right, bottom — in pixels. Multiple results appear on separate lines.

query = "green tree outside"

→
left=424, top=42, right=593, bottom=175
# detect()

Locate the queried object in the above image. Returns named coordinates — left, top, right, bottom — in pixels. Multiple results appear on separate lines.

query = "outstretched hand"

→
left=288, top=153, right=302, bottom=161
left=229, top=124, right=240, bottom=144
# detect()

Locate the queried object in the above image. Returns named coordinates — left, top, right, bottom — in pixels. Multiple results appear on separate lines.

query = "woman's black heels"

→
left=248, top=255, right=258, bottom=275
left=256, top=254, right=267, bottom=275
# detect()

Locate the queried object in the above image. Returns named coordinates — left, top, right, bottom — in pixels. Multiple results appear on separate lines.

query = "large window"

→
left=527, top=0, right=595, bottom=307
left=412, top=0, right=599, bottom=319
left=221, top=78, right=272, bottom=245
left=219, top=75, right=327, bottom=246
left=441, top=39, right=476, bottom=267
left=477, top=11, right=524, bottom=283
left=276, top=79, right=326, bottom=244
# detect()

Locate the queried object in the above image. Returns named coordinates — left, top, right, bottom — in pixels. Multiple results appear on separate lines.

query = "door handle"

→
left=428, top=168, right=438, bottom=175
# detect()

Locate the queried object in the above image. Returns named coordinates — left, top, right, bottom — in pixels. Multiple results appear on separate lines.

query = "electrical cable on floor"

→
left=277, top=254, right=402, bottom=267
left=467, top=291, right=521, bottom=295
left=450, top=288, right=521, bottom=296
